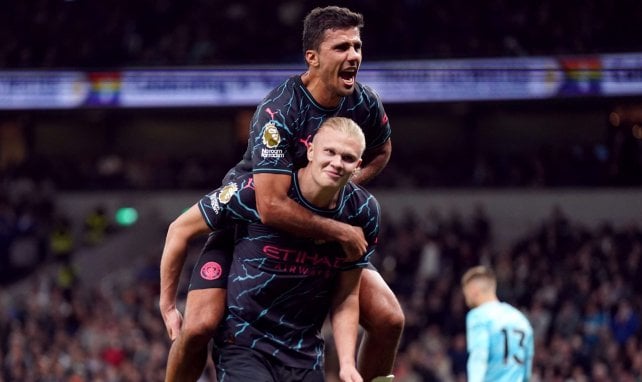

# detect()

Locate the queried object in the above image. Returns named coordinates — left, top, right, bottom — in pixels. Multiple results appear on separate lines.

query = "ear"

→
left=351, top=160, right=363, bottom=179
left=307, top=142, right=314, bottom=162
left=305, top=49, right=319, bottom=68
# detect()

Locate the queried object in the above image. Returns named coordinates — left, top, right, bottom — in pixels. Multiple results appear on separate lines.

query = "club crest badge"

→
left=200, top=261, right=222, bottom=280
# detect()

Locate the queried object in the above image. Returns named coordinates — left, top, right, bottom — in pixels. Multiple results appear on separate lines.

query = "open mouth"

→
left=339, top=69, right=356, bottom=87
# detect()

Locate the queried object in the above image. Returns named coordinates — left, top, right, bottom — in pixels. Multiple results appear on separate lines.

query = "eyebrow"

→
left=331, top=39, right=361, bottom=49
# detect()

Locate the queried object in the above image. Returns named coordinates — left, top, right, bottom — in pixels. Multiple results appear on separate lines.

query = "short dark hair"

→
left=302, top=6, right=364, bottom=54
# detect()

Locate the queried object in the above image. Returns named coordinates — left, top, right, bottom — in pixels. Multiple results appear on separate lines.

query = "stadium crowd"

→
left=2, top=1, right=642, bottom=380
left=1, top=202, right=641, bottom=381
left=1, top=102, right=642, bottom=381
left=0, top=118, right=637, bottom=283
left=372, top=206, right=642, bottom=381
left=2, top=118, right=640, bottom=193
left=1, top=0, right=641, bottom=68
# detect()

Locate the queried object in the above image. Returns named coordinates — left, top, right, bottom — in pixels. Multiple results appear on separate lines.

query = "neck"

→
left=297, top=168, right=341, bottom=209
left=476, top=295, right=499, bottom=307
left=300, top=72, right=341, bottom=108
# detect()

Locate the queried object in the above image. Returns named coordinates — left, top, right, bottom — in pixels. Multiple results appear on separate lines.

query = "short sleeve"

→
left=197, top=176, right=260, bottom=230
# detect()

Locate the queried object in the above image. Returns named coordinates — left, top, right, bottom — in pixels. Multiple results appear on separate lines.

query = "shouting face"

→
left=305, top=27, right=362, bottom=107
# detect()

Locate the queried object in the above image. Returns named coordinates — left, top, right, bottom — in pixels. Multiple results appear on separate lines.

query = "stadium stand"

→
left=2, top=206, right=642, bottom=380
left=1, top=0, right=642, bottom=68
left=2, top=1, right=642, bottom=381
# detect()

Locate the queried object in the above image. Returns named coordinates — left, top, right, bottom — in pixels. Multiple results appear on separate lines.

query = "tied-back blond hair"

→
left=316, top=117, right=366, bottom=156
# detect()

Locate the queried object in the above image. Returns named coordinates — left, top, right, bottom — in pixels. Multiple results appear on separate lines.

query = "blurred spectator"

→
left=1, top=0, right=641, bottom=68
left=382, top=206, right=642, bottom=381
left=3, top=101, right=642, bottom=192
left=0, top=195, right=17, bottom=279
left=0, top=159, right=56, bottom=284
left=2, top=204, right=642, bottom=380
left=0, top=268, right=168, bottom=381
left=49, top=216, right=74, bottom=265
left=611, top=299, right=640, bottom=346
left=82, top=205, right=111, bottom=247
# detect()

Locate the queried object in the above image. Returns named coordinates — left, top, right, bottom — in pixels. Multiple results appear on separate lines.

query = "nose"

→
left=330, top=155, right=343, bottom=169
left=347, top=46, right=361, bottom=63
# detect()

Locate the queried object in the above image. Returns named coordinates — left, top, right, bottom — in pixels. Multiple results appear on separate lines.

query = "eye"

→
left=335, top=43, right=350, bottom=52
left=342, top=155, right=357, bottom=163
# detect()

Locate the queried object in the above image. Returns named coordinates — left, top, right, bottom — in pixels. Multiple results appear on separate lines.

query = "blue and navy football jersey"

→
left=223, top=75, right=391, bottom=182
left=197, top=172, right=380, bottom=369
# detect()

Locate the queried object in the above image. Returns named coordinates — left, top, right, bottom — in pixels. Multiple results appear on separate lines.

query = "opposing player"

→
left=162, top=118, right=378, bottom=381
left=160, top=6, right=402, bottom=382
left=461, top=266, right=535, bottom=382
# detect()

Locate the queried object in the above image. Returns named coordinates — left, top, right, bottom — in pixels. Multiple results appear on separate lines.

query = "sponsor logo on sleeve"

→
left=200, top=261, right=222, bottom=280
left=207, top=193, right=221, bottom=214
left=381, top=112, right=389, bottom=125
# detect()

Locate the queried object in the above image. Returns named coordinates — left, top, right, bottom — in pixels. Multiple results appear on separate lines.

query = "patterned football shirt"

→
left=223, top=74, right=391, bottom=182
left=198, top=172, right=380, bottom=369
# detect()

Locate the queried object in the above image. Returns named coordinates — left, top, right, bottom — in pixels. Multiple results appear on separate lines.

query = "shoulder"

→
left=467, top=303, right=493, bottom=323
left=504, top=303, right=534, bottom=329
left=280, top=74, right=301, bottom=88
left=466, top=309, right=492, bottom=335
left=466, top=306, right=481, bottom=321
left=346, top=182, right=379, bottom=207
left=348, top=82, right=389, bottom=133
left=341, top=183, right=381, bottom=228
left=262, top=75, right=302, bottom=100
left=283, top=75, right=307, bottom=95
left=355, top=81, right=382, bottom=101
left=218, top=175, right=256, bottom=204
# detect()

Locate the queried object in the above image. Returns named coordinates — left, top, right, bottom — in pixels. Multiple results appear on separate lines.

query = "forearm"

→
left=254, top=173, right=366, bottom=260
left=159, top=233, right=190, bottom=312
left=159, top=205, right=211, bottom=312
left=332, top=295, right=360, bottom=369
left=261, top=195, right=350, bottom=242
left=331, top=270, right=362, bottom=370
left=352, top=139, right=391, bottom=185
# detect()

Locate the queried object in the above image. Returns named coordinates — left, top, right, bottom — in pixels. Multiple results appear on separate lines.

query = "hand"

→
left=161, top=306, right=183, bottom=341
left=338, top=365, right=363, bottom=382
left=339, top=224, right=367, bottom=261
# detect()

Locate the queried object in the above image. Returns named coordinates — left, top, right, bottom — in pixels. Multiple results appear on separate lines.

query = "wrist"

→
left=329, top=220, right=351, bottom=242
left=158, top=298, right=176, bottom=312
left=338, top=357, right=356, bottom=368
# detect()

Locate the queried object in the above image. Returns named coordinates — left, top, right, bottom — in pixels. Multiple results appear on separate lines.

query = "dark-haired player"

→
left=160, top=7, right=402, bottom=382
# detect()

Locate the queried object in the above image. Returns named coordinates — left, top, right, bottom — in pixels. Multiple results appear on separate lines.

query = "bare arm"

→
left=159, top=204, right=211, bottom=339
left=254, top=173, right=367, bottom=260
left=331, top=268, right=363, bottom=382
left=351, top=139, right=391, bottom=185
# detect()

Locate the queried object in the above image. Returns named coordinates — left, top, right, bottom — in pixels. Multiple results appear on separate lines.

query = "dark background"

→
left=1, top=1, right=642, bottom=381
